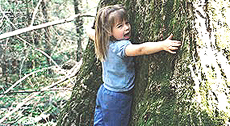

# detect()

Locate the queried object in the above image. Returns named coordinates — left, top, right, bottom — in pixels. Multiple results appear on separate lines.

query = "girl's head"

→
left=95, top=4, right=130, bottom=61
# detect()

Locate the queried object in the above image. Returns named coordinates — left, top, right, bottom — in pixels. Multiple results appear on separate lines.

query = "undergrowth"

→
left=0, top=72, right=74, bottom=125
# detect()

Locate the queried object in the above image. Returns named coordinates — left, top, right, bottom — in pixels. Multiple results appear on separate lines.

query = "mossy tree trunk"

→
left=57, top=0, right=227, bottom=125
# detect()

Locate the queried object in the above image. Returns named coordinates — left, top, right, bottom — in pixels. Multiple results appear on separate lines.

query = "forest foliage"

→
left=0, top=0, right=97, bottom=125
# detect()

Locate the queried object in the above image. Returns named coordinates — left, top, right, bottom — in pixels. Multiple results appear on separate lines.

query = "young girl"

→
left=87, top=4, right=181, bottom=126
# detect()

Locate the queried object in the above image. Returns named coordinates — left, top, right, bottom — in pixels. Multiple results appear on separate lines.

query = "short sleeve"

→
left=110, top=40, right=132, bottom=58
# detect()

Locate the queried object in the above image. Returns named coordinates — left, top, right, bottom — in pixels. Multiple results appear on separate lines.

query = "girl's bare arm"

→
left=86, top=27, right=95, bottom=41
left=125, top=34, right=181, bottom=56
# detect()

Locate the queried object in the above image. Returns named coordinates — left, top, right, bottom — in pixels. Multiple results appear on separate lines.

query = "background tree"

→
left=41, top=0, right=52, bottom=73
left=73, top=0, right=84, bottom=61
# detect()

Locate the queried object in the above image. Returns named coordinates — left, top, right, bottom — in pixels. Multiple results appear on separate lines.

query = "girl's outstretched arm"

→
left=125, top=34, right=181, bottom=56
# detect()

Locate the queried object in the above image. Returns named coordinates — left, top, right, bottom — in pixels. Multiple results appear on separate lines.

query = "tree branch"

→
left=30, top=0, right=43, bottom=26
left=3, top=88, right=73, bottom=95
left=0, top=14, right=94, bottom=40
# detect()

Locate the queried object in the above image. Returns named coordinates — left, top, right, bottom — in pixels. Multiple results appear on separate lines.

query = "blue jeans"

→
left=94, top=84, right=133, bottom=126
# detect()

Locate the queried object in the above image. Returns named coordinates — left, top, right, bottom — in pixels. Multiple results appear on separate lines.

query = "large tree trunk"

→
left=58, top=0, right=230, bottom=125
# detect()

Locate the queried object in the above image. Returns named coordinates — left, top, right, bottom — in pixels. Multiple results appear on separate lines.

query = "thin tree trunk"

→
left=73, top=0, right=83, bottom=61
left=41, top=0, right=52, bottom=73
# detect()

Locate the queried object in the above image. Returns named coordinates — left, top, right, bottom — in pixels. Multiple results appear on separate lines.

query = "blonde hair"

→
left=95, top=4, right=128, bottom=61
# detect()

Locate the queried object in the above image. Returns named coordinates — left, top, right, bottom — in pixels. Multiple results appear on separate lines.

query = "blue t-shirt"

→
left=102, top=40, right=135, bottom=92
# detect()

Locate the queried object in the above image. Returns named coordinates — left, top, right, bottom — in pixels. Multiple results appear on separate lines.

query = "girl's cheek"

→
left=121, top=33, right=124, bottom=38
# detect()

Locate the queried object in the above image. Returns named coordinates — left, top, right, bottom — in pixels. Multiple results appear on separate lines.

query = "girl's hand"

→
left=163, top=34, right=181, bottom=54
